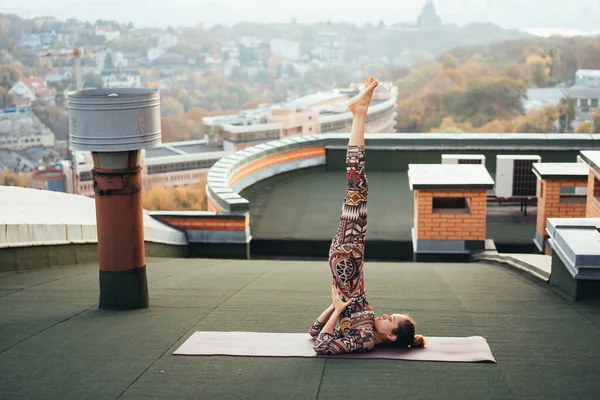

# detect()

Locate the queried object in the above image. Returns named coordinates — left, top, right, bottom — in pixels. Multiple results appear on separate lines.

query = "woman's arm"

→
left=309, top=304, right=335, bottom=338
left=313, top=285, right=371, bottom=355
left=321, top=308, right=342, bottom=335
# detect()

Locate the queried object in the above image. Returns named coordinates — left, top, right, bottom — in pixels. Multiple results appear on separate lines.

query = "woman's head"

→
left=374, top=314, right=426, bottom=348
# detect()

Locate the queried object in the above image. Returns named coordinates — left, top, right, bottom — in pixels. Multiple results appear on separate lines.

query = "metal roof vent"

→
left=67, top=88, right=162, bottom=152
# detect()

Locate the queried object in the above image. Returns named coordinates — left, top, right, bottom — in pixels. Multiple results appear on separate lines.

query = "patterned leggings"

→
left=328, top=145, right=368, bottom=299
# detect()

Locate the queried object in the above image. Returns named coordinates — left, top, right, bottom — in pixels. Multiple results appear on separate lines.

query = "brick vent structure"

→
left=408, top=164, right=494, bottom=259
left=586, top=171, right=600, bottom=218
left=532, top=162, right=590, bottom=255
left=414, top=190, right=487, bottom=241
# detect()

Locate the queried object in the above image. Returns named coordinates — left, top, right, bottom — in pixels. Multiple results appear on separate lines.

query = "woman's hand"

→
left=331, top=285, right=352, bottom=313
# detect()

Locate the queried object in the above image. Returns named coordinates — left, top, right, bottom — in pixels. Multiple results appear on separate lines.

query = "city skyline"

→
left=3, top=0, right=600, bottom=33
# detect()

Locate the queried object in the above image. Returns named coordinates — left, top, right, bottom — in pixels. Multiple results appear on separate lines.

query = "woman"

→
left=309, top=76, right=426, bottom=355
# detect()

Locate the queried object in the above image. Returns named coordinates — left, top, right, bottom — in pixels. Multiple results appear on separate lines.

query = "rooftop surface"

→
left=242, top=169, right=537, bottom=245
left=1, top=257, right=599, bottom=399
left=144, top=140, right=223, bottom=159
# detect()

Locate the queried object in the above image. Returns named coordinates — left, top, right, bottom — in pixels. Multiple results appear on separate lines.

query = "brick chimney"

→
left=408, top=164, right=494, bottom=261
left=532, top=162, right=589, bottom=255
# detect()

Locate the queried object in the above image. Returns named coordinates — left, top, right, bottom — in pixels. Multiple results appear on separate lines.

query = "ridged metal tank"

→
left=67, top=88, right=162, bottom=152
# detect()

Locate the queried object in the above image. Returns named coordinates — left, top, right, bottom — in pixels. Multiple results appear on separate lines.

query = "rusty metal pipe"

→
left=93, top=151, right=148, bottom=310
left=67, top=88, right=161, bottom=311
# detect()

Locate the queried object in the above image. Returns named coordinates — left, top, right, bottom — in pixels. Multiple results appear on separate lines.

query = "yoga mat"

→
left=173, top=332, right=496, bottom=363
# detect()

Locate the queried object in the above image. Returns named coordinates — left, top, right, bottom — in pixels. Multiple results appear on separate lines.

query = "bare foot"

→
left=348, top=76, right=379, bottom=116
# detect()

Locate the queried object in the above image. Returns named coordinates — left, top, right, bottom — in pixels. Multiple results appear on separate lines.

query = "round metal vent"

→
left=67, top=88, right=162, bottom=152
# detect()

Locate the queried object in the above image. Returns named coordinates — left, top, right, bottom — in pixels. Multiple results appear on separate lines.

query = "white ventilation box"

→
left=441, top=154, right=486, bottom=165
left=495, top=155, right=542, bottom=198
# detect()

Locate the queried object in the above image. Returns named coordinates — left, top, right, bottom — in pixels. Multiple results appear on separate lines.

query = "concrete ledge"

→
left=207, top=133, right=600, bottom=214
left=0, top=186, right=188, bottom=249
left=0, top=241, right=187, bottom=272
left=533, top=231, right=545, bottom=253
left=475, top=252, right=551, bottom=282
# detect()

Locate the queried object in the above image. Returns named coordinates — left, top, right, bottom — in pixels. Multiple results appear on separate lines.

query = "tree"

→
left=443, top=77, right=526, bottom=127
left=242, top=98, right=273, bottom=109
left=577, top=121, right=593, bottom=133
left=186, top=108, right=210, bottom=121
left=513, top=106, right=558, bottom=133
left=103, top=53, right=115, bottom=70
left=441, top=53, right=459, bottom=70
left=1, top=167, right=31, bottom=187
left=594, top=110, right=600, bottom=133
left=558, top=96, right=576, bottom=133
left=160, top=118, right=177, bottom=143
left=143, top=185, right=176, bottom=211
left=161, top=97, right=185, bottom=118
left=526, top=54, right=552, bottom=87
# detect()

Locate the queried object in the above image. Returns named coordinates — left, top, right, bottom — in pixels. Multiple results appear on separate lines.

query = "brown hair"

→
left=390, top=315, right=426, bottom=348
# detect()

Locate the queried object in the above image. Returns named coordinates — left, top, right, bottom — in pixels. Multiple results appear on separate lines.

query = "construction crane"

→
left=40, top=47, right=84, bottom=90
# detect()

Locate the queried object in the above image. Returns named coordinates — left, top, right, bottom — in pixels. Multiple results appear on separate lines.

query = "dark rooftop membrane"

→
left=1, top=257, right=600, bottom=399
left=241, top=168, right=537, bottom=247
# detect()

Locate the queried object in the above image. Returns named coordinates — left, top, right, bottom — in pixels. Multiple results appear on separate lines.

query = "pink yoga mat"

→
left=173, top=332, right=496, bottom=363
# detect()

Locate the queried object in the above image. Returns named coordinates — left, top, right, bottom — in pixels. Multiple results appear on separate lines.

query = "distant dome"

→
left=418, top=0, right=442, bottom=29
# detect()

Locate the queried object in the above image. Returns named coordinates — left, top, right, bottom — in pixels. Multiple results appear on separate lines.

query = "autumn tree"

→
left=143, top=185, right=176, bottom=211
left=1, top=167, right=32, bottom=187
left=242, top=98, right=273, bottom=110
left=558, top=96, right=576, bottom=133
left=160, top=97, right=185, bottom=118
left=142, top=177, right=208, bottom=211
left=441, top=53, right=459, bottom=70
left=443, top=77, right=526, bottom=127
left=577, top=121, right=593, bottom=133
left=160, top=118, right=177, bottom=143
left=594, top=110, right=600, bottom=134
left=512, top=106, right=558, bottom=133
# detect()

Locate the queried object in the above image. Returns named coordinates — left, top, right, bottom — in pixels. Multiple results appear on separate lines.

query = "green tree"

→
left=103, top=53, right=115, bottom=70
left=443, top=77, right=526, bottom=127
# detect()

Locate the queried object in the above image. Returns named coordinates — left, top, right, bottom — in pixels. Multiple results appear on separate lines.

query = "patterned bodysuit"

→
left=310, top=145, right=376, bottom=355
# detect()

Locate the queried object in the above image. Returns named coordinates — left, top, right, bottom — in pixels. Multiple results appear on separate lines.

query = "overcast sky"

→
left=3, top=0, right=600, bottom=33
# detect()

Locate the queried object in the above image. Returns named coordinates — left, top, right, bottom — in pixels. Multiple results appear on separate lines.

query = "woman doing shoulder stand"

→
left=309, top=77, right=426, bottom=355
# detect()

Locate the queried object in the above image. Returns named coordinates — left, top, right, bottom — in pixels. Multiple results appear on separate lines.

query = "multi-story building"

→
left=0, top=110, right=56, bottom=151
left=101, top=69, right=142, bottom=88
left=313, top=33, right=346, bottom=64
left=270, top=39, right=300, bottom=61
left=75, top=139, right=230, bottom=197
left=575, top=70, right=600, bottom=87
left=8, top=77, right=56, bottom=107
left=203, top=82, right=398, bottom=151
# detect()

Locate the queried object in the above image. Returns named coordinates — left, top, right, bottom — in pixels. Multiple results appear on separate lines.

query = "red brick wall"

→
left=415, top=189, right=487, bottom=241
left=536, top=179, right=588, bottom=239
left=587, top=171, right=600, bottom=218
left=156, top=214, right=249, bottom=231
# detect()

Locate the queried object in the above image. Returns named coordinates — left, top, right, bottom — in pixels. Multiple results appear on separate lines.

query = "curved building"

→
left=202, top=82, right=398, bottom=151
